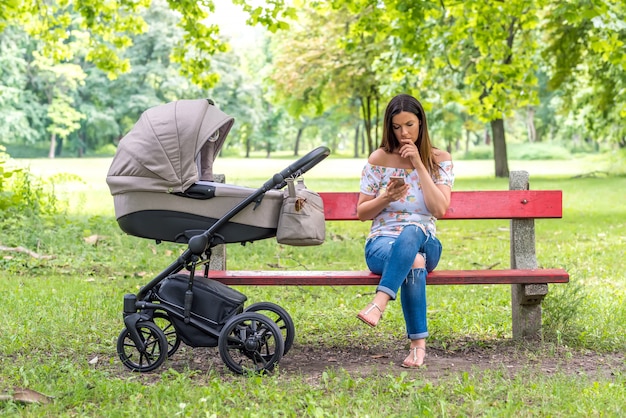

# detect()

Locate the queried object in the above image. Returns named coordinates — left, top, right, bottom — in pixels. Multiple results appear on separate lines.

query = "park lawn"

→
left=0, top=158, right=624, bottom=416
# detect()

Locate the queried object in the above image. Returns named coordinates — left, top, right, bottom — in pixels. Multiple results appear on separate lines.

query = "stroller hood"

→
left=106, top=99, right=234, bottom=195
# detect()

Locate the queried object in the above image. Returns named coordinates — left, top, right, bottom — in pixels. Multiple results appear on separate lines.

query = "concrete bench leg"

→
left=512, top=283, right=548, bottom=338
left=510, top=171, right=547, bottom=339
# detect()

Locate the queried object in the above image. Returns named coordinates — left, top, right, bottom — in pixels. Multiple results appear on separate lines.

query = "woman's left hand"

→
left=398, top=138, right=421, bottom=168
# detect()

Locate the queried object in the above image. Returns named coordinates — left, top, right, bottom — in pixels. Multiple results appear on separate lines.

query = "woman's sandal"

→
left=401, top=346, right=426, bottom=368
left=356, top=302, right=383, bottom=327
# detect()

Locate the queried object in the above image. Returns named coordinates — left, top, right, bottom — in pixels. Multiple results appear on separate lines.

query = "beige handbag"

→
left=276, top=178, right=326, bottom=246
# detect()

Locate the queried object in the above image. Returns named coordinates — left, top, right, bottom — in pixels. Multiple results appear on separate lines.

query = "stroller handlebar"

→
left=266, top=146, right=331, bottom=190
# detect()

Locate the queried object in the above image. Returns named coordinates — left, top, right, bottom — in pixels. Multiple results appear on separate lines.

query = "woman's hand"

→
left=398, top=138, right=422, bottom=169
left=356, top=179, right=409, bottom=221
left=385, top=178, right=409, bottom=202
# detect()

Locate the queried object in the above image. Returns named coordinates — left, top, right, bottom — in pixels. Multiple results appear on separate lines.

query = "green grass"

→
left=1, top=157, right=625, bottom=416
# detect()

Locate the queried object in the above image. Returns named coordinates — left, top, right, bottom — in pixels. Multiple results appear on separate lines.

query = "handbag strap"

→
left=286, top=178, right=296, bottom=198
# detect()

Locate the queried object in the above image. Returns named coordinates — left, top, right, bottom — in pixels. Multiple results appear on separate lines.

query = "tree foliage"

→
left=0, top=1, right=295, bottom=157
left=0, top=0, right=624, bottom=172
left=266, top=7, right=364, bottom=156
left=294, top=0, right=625, bottom=175
left=543, top=0, right=626, bottom=143
left=3, top=0, right=294, bottom=89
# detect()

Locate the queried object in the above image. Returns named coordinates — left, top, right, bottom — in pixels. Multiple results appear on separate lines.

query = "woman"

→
left=356, top=94, right=454, bottom=368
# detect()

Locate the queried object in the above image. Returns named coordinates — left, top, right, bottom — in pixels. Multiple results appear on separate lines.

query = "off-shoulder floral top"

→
left=359, top=160, right=454, bottom=240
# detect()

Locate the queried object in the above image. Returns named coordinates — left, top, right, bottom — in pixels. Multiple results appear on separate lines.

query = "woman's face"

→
left=392, top=111, right=420, bottom=144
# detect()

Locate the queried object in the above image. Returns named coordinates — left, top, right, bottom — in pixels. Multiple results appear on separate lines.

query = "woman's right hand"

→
left=385, top=179, right=409, bottom=202
left=356, top=178, right=408, bottom=221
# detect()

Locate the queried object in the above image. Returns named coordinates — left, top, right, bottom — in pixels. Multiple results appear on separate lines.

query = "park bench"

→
left=209, top=171, right=569, bottom=339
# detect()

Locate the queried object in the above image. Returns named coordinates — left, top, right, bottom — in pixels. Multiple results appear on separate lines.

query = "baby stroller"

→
left=106, top=99, right=329, bottom=374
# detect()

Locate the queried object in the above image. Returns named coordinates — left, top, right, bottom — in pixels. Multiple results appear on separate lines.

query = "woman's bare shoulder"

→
left=432, top=149, right=452, bottom=163
left=368, top=148, right=392, bottom=166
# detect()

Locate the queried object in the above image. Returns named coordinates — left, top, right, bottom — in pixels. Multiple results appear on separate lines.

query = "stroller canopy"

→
left=107, top=99, right=234, bottom=195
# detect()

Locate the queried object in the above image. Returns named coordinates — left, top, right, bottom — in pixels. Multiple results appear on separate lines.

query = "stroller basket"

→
left=156, top=274, right=247, bottom=347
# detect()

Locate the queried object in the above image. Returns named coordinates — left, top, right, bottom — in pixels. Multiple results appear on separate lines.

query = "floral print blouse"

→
left=359, top=160, right=454, bottom=240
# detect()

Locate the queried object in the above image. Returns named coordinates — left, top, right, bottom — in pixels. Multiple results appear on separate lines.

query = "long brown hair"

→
left=380, top=94, right=438, bottom=176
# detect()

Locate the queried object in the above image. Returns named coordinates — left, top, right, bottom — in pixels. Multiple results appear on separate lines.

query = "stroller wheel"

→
left=153, top=310, right=181, bottom=357
left=117, top=321, right=168, bottom=372
left=218, top=312, right=284, bottom=375
left=244, top=302, right=295, bottom=355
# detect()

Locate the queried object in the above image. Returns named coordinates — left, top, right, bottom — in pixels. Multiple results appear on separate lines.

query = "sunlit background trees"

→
left=1, top=0, right=624, bottom=177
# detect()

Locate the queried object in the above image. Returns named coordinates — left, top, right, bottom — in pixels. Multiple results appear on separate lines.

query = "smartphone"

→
left=390, top=176, right=405, bottom=185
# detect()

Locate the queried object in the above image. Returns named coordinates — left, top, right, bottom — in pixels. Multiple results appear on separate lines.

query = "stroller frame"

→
left=116, top=146, right=330, bottom=374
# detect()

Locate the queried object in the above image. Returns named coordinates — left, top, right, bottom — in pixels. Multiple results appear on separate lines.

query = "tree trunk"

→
left=360, top=96, right=374, bottom=155
left=56, top=137, right=64, bottom=157
left=294, top=126, right=303, bottom=156
left=374, top=97, right=379, bottom=151
left=353, top=123, right=360, bottom=158
left=361, top=122, right=366, bottom=155
left=48, top=133, right=56, bottom=159
left=526, top=107, right=537, bottom=142
left=491, top=118, right=509, bottom=178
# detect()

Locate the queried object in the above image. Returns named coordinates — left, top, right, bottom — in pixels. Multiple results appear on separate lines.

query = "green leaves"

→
left=47, top=97, right=85, bottom=139
left=231, top=0, right=295, bottom=31
left=3, top=0, right=293, bottom=88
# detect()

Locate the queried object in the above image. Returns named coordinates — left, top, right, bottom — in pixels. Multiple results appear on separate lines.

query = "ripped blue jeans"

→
left=364, top=225, right=442, bottom=340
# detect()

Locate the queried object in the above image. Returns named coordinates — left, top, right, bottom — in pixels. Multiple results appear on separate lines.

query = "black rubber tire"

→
left=244, top=302, right=295, bottom=355
left=152, top=310, right=181, bottom=357
left=218, top=312, right=284, bottom=375
left=117, top=321, right=168, bottom=372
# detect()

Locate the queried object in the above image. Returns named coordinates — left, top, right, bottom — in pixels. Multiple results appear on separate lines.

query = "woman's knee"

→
left=423, top=236, right=442, bottom=272
left=398, top=225, right=427, bottom=244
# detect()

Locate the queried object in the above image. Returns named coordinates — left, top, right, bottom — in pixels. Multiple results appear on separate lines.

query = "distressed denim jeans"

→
left=364, top=225, right=442, bottom=339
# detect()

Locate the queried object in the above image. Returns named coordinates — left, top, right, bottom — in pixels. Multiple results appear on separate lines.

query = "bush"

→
left=508, top=143, right=572, bottom=160
left=606, top=147, right=626, bottom=176
left=88, top=143, right=118, bottom=157
left=0, top=146, right=59, bottom=217
left=457, top=145, right=493, bottom=160
left=0, top=142, right=49, bottom=158
left=457, top=142, right=575, bottom=161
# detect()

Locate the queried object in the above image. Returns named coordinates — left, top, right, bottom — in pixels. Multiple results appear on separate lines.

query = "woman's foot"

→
left=356, top=302, right=384, bottom=327
left=401, top=346, right=426, bottom=368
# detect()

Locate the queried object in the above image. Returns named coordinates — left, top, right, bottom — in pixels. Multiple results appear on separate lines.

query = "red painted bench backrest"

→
left=319, top=190, right=563, bottom=221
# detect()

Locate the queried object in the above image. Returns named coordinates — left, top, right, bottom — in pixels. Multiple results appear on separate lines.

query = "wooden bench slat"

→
left=320, top=190, right=563, bottom=221
left=208, top=268, right=569, bottom=286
